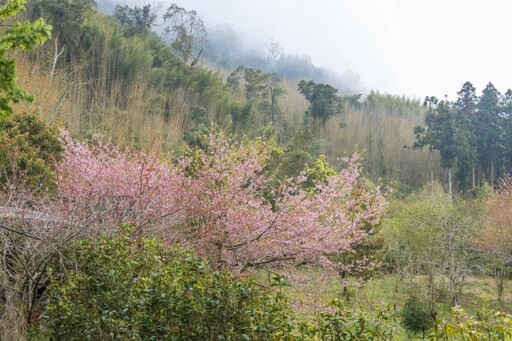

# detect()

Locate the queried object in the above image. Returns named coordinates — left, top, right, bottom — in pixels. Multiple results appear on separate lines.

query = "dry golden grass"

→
left=14, top=52, right=187, bottom=153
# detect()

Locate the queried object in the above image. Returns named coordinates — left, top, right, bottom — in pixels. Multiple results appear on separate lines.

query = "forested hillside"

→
left=2, top=1, right=512, bottom=340
left=13, top=0, right=437, bottom=193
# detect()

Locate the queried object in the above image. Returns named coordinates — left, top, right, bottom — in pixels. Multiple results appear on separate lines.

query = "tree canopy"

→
left=298, top=80, right=343, bottom=131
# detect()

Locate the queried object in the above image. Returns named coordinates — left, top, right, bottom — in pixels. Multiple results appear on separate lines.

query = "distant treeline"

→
left=203, top=24, right=366, bottom=95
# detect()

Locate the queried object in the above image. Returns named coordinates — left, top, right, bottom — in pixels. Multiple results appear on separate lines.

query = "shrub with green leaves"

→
left=43, top=227, right=298, bottom=340
left=301, top=299, right=398, bottom=340
left=0, top=112, right=62, bottom=191
left=431, top=306, right=512, bottom=340
left=400, top=295, right=434, bottom=338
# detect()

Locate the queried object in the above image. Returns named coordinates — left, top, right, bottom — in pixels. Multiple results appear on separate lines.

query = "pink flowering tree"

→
left=56, top=131, right=181, bottom=237
left=54, top=132, right=386, bottom=278
left=171, top=135, right=386, bottom=276
left=0, top=131, right=182, bottom=332
left=473, top=176, right=512, bottom=305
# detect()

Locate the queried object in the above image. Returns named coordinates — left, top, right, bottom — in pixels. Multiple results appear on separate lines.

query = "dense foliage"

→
left=0, top=112, right=62, bottom=191
left=298, top=80, right=343, bottom=132
left=14, top=0, right=433, bottom=191
left=472, top=176, right=512, bottom=304
left=414, top=81, right=512, bottom=194
left=384, top=186, right=479, bottom=312
left=43, top=229, right=297, bottom=340
left=307, top=300, right=398, bottom=340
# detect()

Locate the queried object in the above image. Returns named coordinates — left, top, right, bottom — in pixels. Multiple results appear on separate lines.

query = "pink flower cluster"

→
left=55, top=132, right=386, bottom=274
left=56, top=131, right=180, bottom=236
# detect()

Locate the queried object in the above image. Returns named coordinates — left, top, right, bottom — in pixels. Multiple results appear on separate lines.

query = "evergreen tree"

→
left=401, top=295, right=435, bottom=338
left=297, top=80, right=342, bottom=133
left=502, top=89, right=512, bottom=174
left=454, top=82, right=478, bottom=189
left=414, top=98, right=457, bottom=196
left=476, top=82, right=503, bottom=186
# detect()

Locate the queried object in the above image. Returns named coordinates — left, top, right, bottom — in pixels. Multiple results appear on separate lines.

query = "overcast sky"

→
left=102, top=0, right=512, bottom=99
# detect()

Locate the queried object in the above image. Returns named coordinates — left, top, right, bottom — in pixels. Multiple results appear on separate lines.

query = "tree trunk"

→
left=427, top=272, right=437, bottom=317
left=340, top=270, right=349, bottom=301
left=430, top=149, right=434, bottom=188
left=270, top=86, right=275, bottom=125
left=495, top=267, right=505, bottom=308
left=472, top=166, right=475, bottom=188
left=490, top=156, right=495, bottom=187
left=50, top=35, right=65, bottom=86
left=448, top=168, right=453, bottom=197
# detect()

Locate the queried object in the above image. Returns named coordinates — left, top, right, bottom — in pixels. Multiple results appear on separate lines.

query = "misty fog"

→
left=96, top=0, right=512, bottom=99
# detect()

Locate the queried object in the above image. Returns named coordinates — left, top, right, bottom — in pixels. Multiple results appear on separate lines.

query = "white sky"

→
left=112, top=0, right=512, bottom=99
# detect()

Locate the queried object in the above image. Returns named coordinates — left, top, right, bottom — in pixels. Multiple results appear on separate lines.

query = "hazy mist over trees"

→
left=95, top=0, right=366, bottom=94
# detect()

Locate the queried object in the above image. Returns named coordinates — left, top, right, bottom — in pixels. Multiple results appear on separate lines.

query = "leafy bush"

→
left=32, top=227, right=512, bottom=340
left=42, top=227, right=298, bottom=340
left=0, top=112, right=62, bottom=191
left=302, top=300, right=398, bottom=340
left=400, top=295, right=434, bottom=337
left=431, top=306, right=512, bottom=340
left=0, top=0, right=51, bottom=120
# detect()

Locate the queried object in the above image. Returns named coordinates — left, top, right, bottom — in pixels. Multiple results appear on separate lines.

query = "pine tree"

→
left=476, top=83, right=503, bottom=186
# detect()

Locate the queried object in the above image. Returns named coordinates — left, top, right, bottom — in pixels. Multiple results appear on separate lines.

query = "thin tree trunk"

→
left=427, top=272, right=436, bottom=316
left=430, top=148, right=434, bottom=188
left=340, top=270, right=349, bottom=301
left=270, top=87, right=275, bottom=125
left=490, top=157, right=495, bottom=187
left=472, top=166, right=475, bottom=188
left=50, top=35, right=65, bottom=86
left=496, top=267, right=505, bottom=308
left=448, top=168, right=453, bottom=197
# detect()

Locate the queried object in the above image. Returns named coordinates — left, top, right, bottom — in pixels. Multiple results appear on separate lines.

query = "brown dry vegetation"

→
left=16, top=54, right=187, bottom=151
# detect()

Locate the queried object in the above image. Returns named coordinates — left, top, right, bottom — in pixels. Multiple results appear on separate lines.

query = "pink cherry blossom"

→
left=54, top=131, right=386, bottom=276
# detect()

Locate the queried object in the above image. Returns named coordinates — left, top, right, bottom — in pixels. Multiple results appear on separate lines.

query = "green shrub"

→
left=400, top=295, right=434, bottom=338
left=300, top=300, right=398, bottom=340
left=0, top=112, right=62, bottom=191
left=42, top=227, right=297, bottom=340
left=430, top=306, right=512, bottom=340
left=32, top=227, right=512, bottom=340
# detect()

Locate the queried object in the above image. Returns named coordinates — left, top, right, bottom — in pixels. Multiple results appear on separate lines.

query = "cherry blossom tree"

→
left=54, top=132, right=386, bottom=276
left=55, top=131, right=181, bottom=236
left=1, top=132, right=181, bottom=334
left=170, top=134, right=386, bottom=275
